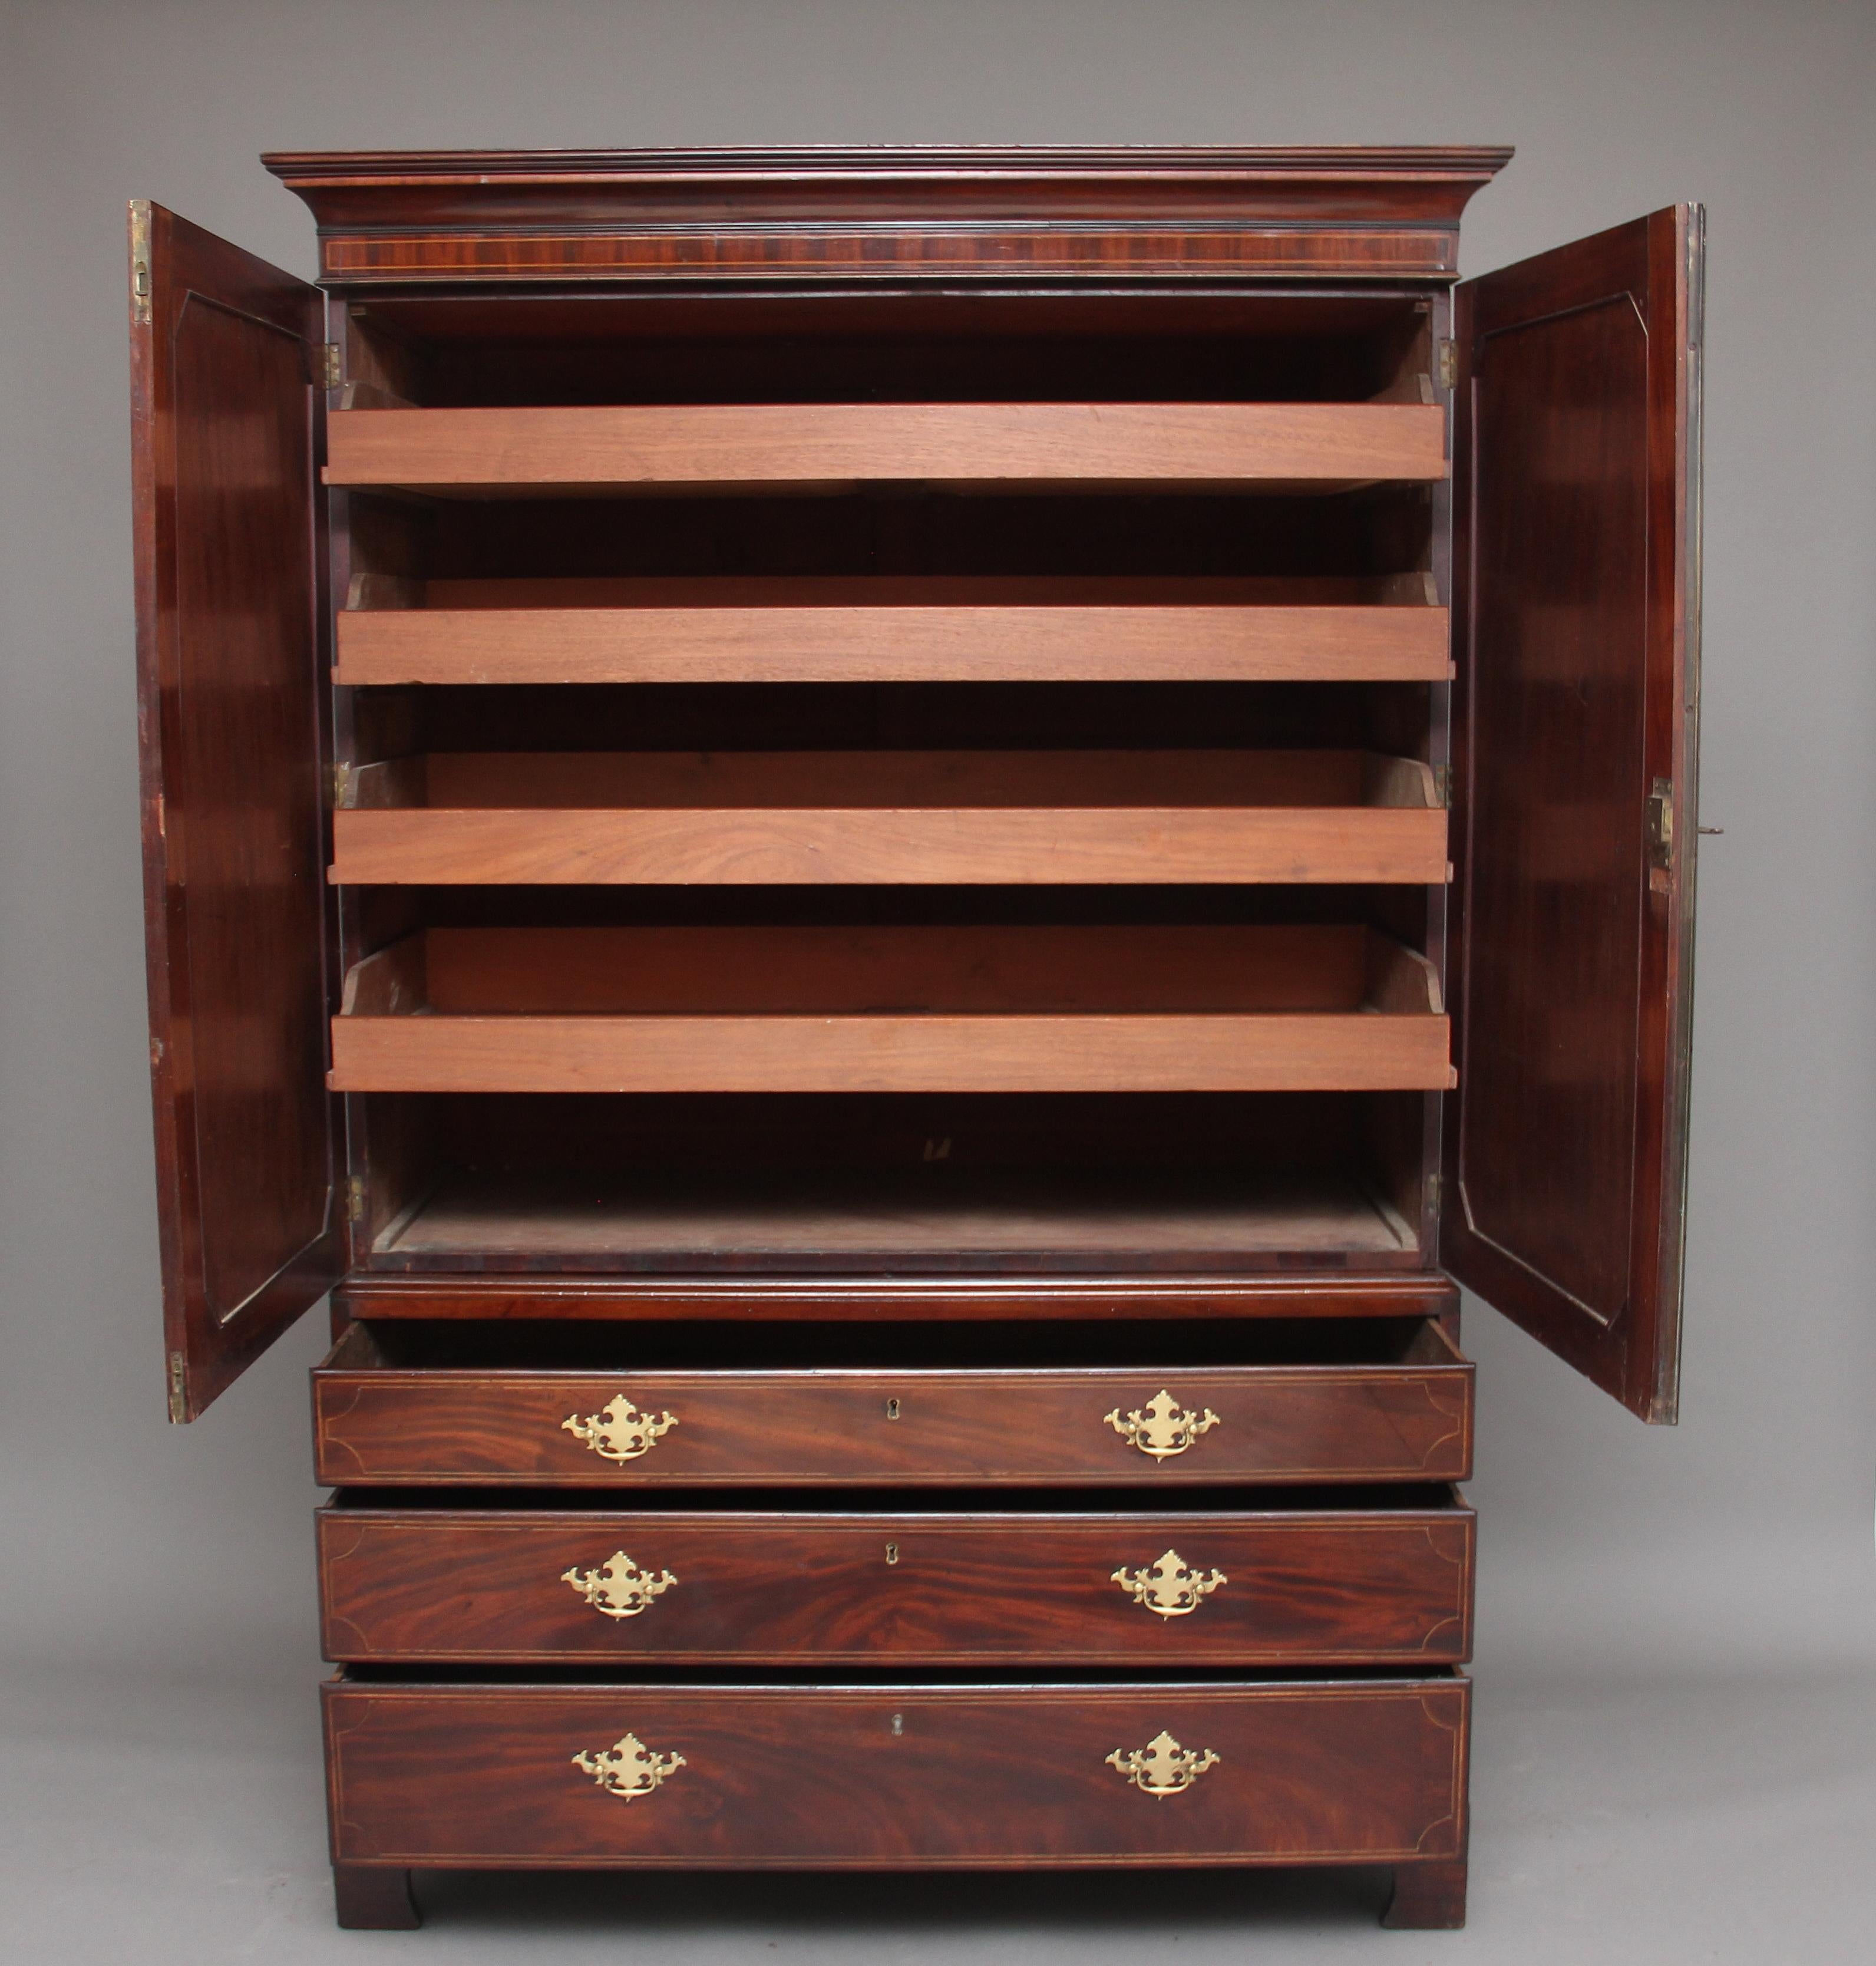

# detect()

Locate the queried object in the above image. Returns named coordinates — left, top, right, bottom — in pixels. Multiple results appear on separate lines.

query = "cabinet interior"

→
left=332, top=283, right=1448, bottom=1280
left=342, top=288, right=1437, bottom=408
left=350, top=1091, right=1431, bottom=1273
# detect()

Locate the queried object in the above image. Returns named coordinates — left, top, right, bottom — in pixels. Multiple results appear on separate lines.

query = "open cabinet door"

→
left=1442, top=206, right=1703, bottom=1422
left=130, top=202, right=342, bottom=1421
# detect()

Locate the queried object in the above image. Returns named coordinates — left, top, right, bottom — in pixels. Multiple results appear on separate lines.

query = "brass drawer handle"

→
left=1107, top=1730, right=1221, bottom=1797
left=1112, top=1548, right=1227, bottom=1618
left=1105, top=1389, right=1220, bottom=1460
left=563, top=1550, right=678, bottom=1620
left=572, top=1732, right=685, bottom=1802
left=562, top=1394, right=679, bottom=1463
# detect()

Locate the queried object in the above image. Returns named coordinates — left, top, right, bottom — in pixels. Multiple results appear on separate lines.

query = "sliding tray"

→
left=331, top=749, right=1448, bottom=888
left=333, top=575, right=1451, bottom=687
left=328, top=924, right=1453, bottom=1094
left=323, top=401, right=1448, bottom=497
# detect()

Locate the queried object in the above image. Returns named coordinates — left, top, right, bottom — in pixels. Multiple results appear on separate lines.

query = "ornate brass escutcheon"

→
left=572, top=1731, right=685, bottom=1801
left=562, top=1550, right=678, bottom=1620
left=1104, top=1388, right=1221, bottom=1460
left=1112, top=1548, right=1227, bottom=1618
left=561, top=1393, right=679, bottom=1463
left=1105, top=1730, right=1221, bottom=1797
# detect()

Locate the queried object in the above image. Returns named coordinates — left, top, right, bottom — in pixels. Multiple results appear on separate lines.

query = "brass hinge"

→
left=167, top=1349, right=187, bottom=1424
left=1646, top=777, right=1675, bottom=868
left=1436, top=338, right=1458, bottom=392
left=331, top=761, right=354, bottom=807
left=346, top=1175, right=367, bottom=1224
left=130, top=200, right=153, bottom=327
left=1426, top=1173, right=1442, bottom=1215
left=1432, top=764, right=1453, bottom=808
left=316, top=342, right=342, bottom=391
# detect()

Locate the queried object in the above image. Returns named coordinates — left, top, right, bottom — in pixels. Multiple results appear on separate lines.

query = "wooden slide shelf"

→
left=328, top=924, right=1452, bottom=1095
left=323, top=401, right=1449, bottom=498
left=330, top=748, right=1449, bottom=888
left=333, top=575, right=1452, bottom=688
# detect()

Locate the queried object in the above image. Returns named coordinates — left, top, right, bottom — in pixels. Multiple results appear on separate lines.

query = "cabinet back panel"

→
left=410, top=490, right=1432, bottom=582
left=386, top=681, right=1429, bottom=758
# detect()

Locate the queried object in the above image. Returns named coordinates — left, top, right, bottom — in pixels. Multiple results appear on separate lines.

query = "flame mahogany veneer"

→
left=323, top=1677, right=1470, bottom=1871
left=312, top=1316, right=1472, bottom=1488
left=316, top=1496, right=1474, bottom=1667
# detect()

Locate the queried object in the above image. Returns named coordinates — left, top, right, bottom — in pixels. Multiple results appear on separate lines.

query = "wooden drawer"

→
left=318, top=1492, right=1472, bottom=1667
left=323, top=1674, right=1468, bottom=1869
left=313, top=1320, right=1472, bottom=1489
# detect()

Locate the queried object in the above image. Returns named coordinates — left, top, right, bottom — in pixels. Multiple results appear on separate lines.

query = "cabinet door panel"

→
left=1445, top=206, right=1702, bottom=1420
left=130, top=202, right=341, bottom=1420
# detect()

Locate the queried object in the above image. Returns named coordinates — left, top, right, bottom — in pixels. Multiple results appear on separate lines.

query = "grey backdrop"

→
left=2, top=2, right=1872, bottom=1959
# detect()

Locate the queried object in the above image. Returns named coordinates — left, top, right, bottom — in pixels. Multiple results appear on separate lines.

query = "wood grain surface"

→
left=365, top=1167, right=1423, bottom=1274
left=267, top=144, right=1510, bottom=286
left=316, top=1497, right=1474, bottom=1666
left=335, top=584, right=1451, bottom=687
left=323, top=402, right=1449, bottom=496
left=128, top=201, right=342, bottom=1419
left=328, top=925, right=1452, bottom=1095
left=322, top=1675, right=1470, bottom=1868
left=333, top=1271, right=1461, bottom=1325
left=329, top=749, right=1447, bottom=887
left=1444, top=206, right=1701, bottom=1421
left=312, top=1320, right=1472, bottom=1487
left=329, top=1013, right=1454, bottom=1096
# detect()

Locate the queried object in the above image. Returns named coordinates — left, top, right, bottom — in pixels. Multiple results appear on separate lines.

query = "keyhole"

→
left=890, top=1713, right=904, bottom=1737
left=885, top=1543, right=899, bottom=1565
left=886, top=1397, right=901, bottom=1420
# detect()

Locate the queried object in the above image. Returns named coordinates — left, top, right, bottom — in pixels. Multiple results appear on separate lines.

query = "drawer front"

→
left=318, top=1503, right=1474, bottom=1667
left=313, top=1359, right=1471, bottom=1488
left=324, top=1677, right=1468, bottom=1869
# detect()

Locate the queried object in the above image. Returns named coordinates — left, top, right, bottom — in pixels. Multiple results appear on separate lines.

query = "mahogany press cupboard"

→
left=127, top=147, right=1702, bottom=1932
